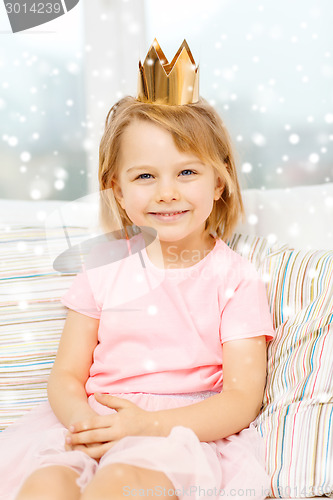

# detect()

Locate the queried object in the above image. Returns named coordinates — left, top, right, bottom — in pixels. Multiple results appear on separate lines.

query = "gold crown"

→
left=137, top=39, right=199, bottom=106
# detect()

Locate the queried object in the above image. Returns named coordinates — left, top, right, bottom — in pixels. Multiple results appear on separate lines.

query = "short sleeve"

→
left=219, top=273, right=275, bottom=344
left=61, top=267, right=101, bottom=319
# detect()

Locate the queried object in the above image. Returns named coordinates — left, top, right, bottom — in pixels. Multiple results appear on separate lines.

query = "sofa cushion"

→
left=255, top=247, right=333, bottom=498
left=0, top=225, right=85, bottom=430
left=227, top=232, right=276, bottom=269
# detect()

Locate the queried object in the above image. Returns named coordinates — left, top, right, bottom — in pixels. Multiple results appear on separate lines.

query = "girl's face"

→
left=112, top=119, right=224, bottom=248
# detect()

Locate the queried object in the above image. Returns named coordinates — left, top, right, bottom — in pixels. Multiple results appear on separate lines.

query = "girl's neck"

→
left=145, top=232, right=216, bottom=270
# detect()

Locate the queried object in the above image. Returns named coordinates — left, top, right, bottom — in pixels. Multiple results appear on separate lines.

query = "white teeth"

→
left=155, top=211, right=184, bottom=216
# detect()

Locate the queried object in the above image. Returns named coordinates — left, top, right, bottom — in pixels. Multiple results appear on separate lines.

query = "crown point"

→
left=137, top=39, right=199, bottom=105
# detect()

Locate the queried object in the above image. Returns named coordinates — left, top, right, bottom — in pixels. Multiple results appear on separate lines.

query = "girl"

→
left=1, top=96, right=274, bottom=500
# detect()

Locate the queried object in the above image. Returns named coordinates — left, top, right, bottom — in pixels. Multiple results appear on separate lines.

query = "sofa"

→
left=0, top=182, right=332, bottom=499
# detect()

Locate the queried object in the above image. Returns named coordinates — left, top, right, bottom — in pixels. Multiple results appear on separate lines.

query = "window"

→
left=0, top=1, right=87, bottom=200
left=144, top=0, right=333, bottom=189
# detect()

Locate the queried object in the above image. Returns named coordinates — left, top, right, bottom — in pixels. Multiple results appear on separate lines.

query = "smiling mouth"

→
left=149, top=210, right=189, bottom=217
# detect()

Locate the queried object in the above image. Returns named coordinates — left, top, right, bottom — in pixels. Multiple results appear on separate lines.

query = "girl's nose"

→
left=156, top=180, right=180, bottom=202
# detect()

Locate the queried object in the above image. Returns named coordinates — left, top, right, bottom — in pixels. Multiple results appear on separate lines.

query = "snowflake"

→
left=289, top=134, right=300, bottom=145
left=241, top=162, right=253, bottom=173
left=20, top=151, right=31, bottom=162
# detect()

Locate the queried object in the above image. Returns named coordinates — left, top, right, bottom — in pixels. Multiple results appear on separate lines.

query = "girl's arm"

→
left=153, top=335, right=267, bottom=442
left=47, top=309, right=99, bottom=428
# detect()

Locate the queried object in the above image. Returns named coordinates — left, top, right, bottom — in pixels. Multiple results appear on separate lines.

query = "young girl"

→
left=0, top=75, right=274, bottom=500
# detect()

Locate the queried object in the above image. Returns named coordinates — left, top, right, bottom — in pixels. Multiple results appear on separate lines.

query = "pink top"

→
left=61, top=236, right=274, bottom=396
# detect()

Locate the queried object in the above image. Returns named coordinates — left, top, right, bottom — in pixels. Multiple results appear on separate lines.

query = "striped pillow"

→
left=255, top=247, right=333, bottom=498
left=0, top=226, right=86, bottom=430
left=227, top=233, right=275, bottom=269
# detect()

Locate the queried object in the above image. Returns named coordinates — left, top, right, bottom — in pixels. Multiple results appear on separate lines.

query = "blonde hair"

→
left=99, top=96, right=244, bottom=241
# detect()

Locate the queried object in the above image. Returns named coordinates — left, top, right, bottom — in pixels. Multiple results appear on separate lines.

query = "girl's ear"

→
left=111, top=179, right=125, bottom=209
left=214, top=174, right=225, bottom=201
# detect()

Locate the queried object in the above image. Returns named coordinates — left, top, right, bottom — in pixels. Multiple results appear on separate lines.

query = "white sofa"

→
left=1, top=183, right=332, bottom=499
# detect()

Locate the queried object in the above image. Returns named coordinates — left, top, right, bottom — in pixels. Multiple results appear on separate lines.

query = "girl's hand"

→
left=65, top=393, right=160, bottom=459
left=64, top=439, right=122, bottom=460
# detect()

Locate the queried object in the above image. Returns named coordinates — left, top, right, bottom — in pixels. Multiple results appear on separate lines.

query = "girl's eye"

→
left=136, top=173, right=153, bottom=180
left=180, top=169, right=196, bottom=176
left=135, top=170, right=196, bottom=180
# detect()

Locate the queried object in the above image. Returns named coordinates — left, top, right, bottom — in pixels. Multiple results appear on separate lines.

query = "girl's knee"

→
left=82, top=463, right=140, bottom=500
left=82, top=463, right=179, bottom=500
left=15, top=465, right=80, bottom=500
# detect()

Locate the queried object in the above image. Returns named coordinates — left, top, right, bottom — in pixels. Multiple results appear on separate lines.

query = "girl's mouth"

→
left=148, top=210, right=189, bottom=221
